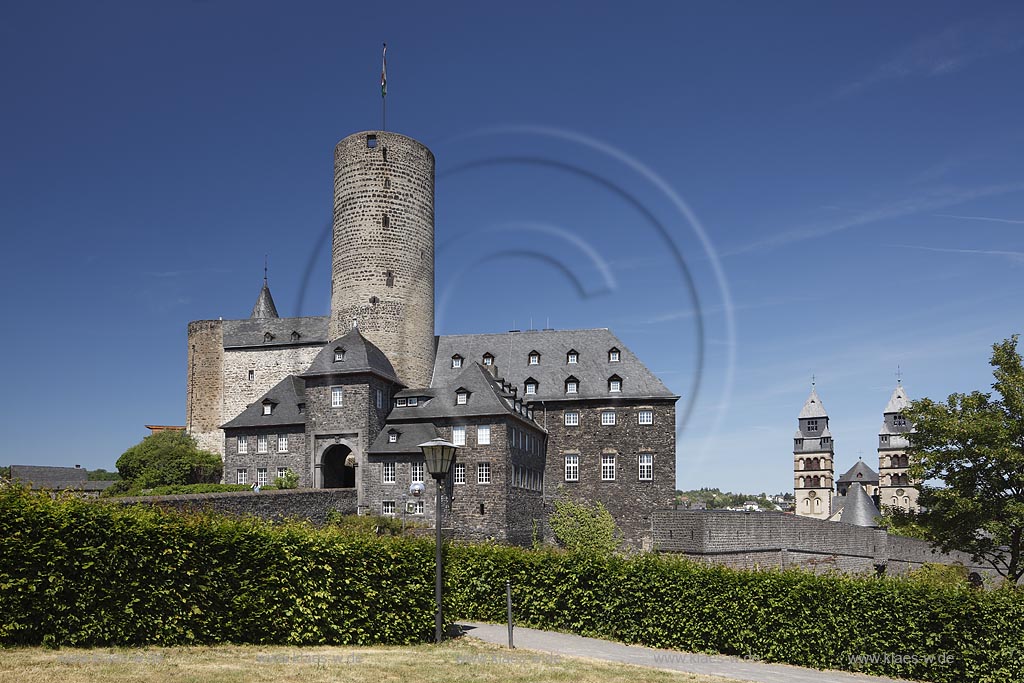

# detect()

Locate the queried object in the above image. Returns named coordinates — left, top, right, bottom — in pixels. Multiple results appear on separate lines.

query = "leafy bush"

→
left=327, top=511, right=407, bottom=536
left=272, top=468, right=300, bottom=489
left=141, top=484, right=251, bottom=496
left=113, top=431, right=222, bottom=493
left=548, top=498, right=620, bottom=554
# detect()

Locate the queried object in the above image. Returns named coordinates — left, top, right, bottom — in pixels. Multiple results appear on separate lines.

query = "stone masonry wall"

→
left=186, top=320, right=224, bottom=455
left=330, top=131, right=435, bottom=390
left=111, top=488, right=357, bottom=525
left=223, top=427, right=308, bottom=487
left=221, top=345, right=323, bottom=436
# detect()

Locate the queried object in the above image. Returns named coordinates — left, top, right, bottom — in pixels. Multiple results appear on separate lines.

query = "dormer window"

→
left=608, top=347, right=620, bottom=362
left=407, top=396, right=418, bottom=406
left=608, top=375, right=622, bottom=393
left=388, top=431, right=399, bottom=443
left=297, top=402, right=306, bottom=413
left=452, top=354, right=463, bottom=369
left=524, top=378, right=538, bottom=395
left=264, top=332, right=274, bottom=343
left=456, top=388, right=469, bottom=405
left=334, top=347, right=346, bottom=362
left=396, top=398, right=407, bottom=407
left=262, top=402, right=274, bottom=416
left=565, top=376, right=579, bottom=394
left=482, top=353, right=494, bottom=366
left=528, top=351, right=540, bottom=365
left=567, top=349, right=578, bottom=364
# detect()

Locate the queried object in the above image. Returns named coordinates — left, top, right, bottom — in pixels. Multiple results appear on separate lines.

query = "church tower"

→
left=877, top=380, right=919, bottom=512
left=329, top=131, right=435, bottom=389
left=794, top=384, right=835, bottom=519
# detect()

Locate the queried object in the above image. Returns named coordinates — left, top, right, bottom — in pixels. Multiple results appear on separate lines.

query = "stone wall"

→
left=330, top=131, right=435, bottom=389
left=221, top=344, right=322, bottom=439
left=538, top=399, right=675, bottom=547
left=186, top=320, right=224, bottom=455
left=111, top=488, right=357, bottom=525
left=652, top=509, right=997, bottom=578
left=223, top=427, right=308, bottom=488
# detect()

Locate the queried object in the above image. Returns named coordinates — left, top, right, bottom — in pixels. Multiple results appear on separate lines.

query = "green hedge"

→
left=0, top=486, right=435, bottom=647
left=446, top=544, right=1024, bottom=683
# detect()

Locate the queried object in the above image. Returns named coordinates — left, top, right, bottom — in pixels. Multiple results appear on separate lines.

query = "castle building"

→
left=793, top=381, right=919, bottom=521
left=185, top=130, right=678, bottom=546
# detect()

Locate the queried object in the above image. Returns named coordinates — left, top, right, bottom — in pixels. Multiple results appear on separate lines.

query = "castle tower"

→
left=877, top=381, right=919, bottom=512
left=329, top=130, right=435, bottom=389
left=794, top=384, right=835, bottom=519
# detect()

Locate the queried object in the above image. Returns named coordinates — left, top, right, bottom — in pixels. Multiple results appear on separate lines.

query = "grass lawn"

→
left=0, top=637, right=741, bottom=683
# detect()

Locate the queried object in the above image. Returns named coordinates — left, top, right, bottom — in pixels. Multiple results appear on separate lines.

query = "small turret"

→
left=250, top=276, right=279, bottom=319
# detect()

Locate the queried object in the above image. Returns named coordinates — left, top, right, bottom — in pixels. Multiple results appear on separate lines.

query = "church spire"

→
left=250, top=261, right=279, bottom=319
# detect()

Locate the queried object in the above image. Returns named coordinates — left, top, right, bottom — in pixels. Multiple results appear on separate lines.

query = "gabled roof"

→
left=885, top=384, right=910, bottom=414
left=799, top=387, right=828, bottom=419
left=838, top=483, right=881, bottom=527
left=221, top=375, right=307, bottom=429
left=838, top=459, right=879, bottom=484
left=250, top=280, right=279, bottom=319
left=9, top=465, right=114, bottom=491
left=368, top=422, right=441, bottom=455
left=300, top=328, right=402, bottom=385
left=431, top=329, right=676, bottom=401
left=223, top=316, right=328, bottom=349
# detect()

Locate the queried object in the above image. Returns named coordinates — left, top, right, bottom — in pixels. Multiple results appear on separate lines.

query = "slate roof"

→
left=431, top=329, right=676, bottom=401
left=300, top=328, right=401, bottom=384
left=838, top=459, right=879, bottom=484
left=388, top=363, right=541, bottom=425
left=798, top=387, right=828, bottom=418
left=9, top=465, right=114, bottom=491
left=221, top=375, right=307, bottom=429
left=223, top=316, right=328, bottom=349
left=885, top=384, right=910, bottom=414
left=368, top=422, right=440, bottom=455
left=838, top=483, right=881, bottom=527
left=250, top=280, right=279, bottom=319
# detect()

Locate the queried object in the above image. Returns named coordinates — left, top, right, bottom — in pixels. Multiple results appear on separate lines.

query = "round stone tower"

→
left=329, top=130, right=435, bottom=389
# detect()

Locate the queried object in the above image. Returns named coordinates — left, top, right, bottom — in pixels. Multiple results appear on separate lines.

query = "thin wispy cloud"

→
left=836, top=10, right=1024, bottom=98
left=893, top=244, right=1024, bottom=264
left=933, top=213, right=1024, bottom=225
left=723, top=181, right=1024, bottom=256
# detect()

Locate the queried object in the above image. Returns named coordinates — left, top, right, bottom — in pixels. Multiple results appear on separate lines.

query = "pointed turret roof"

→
left=250, top=279, right=279, bottom=319
left=838, top=483, right=880, bottom=527
left=799, top=387, right=828, bottom=419
left=884, top=383, right=910, bottom=414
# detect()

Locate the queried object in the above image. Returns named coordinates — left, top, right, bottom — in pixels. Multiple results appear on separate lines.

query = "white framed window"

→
left=482, top=354, right=494, bottom=366
left=566, top=380, right=578, bottom=394
left=388, top=432, right=398, bottom=443
left=278, top=433, right=289, bottom=452
left=236, top=468, right=248, bottom=484
left=609, top=348, right=620, bottom=362
left=529, top=352, right=540, bottom=365
left=564, top=411, right=579, bottom=426
left=257, top=468, right=268, bottom=487
left=456, top=391, right=468, bottom=405
left=382, top=501, right=396, bottom=516
left=609, top=378, right=622, bottom=393
left=601, top=410, right=616, bottom=426
left=454, top=462, right=466, bottom=484
left=477, top=425, right=491, bottom=445
left=413, top=500, right=425, bottom=515
left=396, top=398, right=407, bottom=407
left=452, top=355, right=463, bottom=368
left=411, top=461, right=425, bottom=484
left=256, top=434, right=268, bottom=454
left=638, top=453, right=653, bottom=481
left=237, top=436, right=248, bottom=454
left=331, top=386, right=343, bottom=408
left=638, top=410, right=653, bottom=425
left=601, top=454, right=616, bottom=481
left=452, top=425, right=466, bottom=446
left=407, top=397, right=418, bottom=406
left=382, top=462, right=396, bottom=484
left=567, top=351, right=578, bottom=364
left=276, top=467, right=288, bottom=480
left=334, top=348, right=345, bottom=362
left=262, top=403, right=272, bottom=415
left=564, top=454, right=579, bottom=482
left=376, top=389, right=383, bottom=409
left=477, top=462, right=491, bottom=484
left=525, top=382, right=537, bottom=395
left=248, top=369, right=255, bottom=381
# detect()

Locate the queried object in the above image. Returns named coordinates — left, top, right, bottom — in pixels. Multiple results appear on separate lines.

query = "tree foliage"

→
left=86, top=468, right=120, bottom=481
left=111, top=431, right=222, bottom=495
left=905, top=335, right=1024, bottom=584
left=548, top=498, right=621, bottom=554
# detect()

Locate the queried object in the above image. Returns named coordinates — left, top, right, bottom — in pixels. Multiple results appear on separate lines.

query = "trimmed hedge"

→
left=2, top=487, right=1022, bottom=683
left=447, top=544, right=1024, bottom=683
left=0, top=486, right=435, bottom=647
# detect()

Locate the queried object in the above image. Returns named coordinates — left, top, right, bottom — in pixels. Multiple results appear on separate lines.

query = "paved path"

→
left=458, top=622, right=912, bottom=683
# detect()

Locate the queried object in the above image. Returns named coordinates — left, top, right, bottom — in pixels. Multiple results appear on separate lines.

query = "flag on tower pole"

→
left=381, top=43, right=387, bottom=98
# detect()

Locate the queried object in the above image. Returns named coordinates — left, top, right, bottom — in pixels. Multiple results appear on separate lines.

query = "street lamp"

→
left=418, top=438, right=457, bottom=643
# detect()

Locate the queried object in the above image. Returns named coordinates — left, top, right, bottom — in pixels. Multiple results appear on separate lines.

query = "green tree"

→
left=548, top=498, right=621, bottom=554
left=86, top=468, right=120, bottom=481
left=112, top=431, right=222, bottom=494
left=905, top=335, right=1024, bottom=584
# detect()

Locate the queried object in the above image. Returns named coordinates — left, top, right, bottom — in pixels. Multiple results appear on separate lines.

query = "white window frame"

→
left=407, top=397, right=418, bottom=406
left=382, top=501, right=396, bottom=516
left=257, top=468, right=268, bottom=487
left=457, top=391, right=468, bottom=405
left=396, top=398, right=407, bottom=407
left=276, top=467, right=288, bottom=480
left=413, top=500, right=425, bottom=515
left=262, top=403, right=272, bottom=415
left=601, top=454, right=616, bottom=481
left=452, top=425, right=466, bottom=446
left=638, top=410, right=653, bottom=425
left=564, top=411, right=579, bottom=426
left=388, top=432, right=398, bottom=443
left=331, top=386, right=344, bottom=408
left=411, top=461, right=425, bottom=484
left=256, top=434, right=268, bottom=454
left=566, top=380, right=578, bottom=394
left=477, top=462, right=491, bottom=484
left=278, top=433, right=289, bottom=453
left=237, top=436, right=248, bottom=454
left=609, top=349, right=620, bottom=362
left=453, top=462, right=466, bottom=485
left=564, top=454, right=579, bottom=482
left=452, top=356, right=463, bottom=368
left=236, top=468, right=248, bottom=485
left=609, top=379, right=622, bottom=393
left=482, top=355, right=493, bottom=366
left=638, top=453, right=653, bottom=481
left=568, top=352, right=578, bottom=364
left=529, top=353, right=540, bottom=365
left=601, top=410, right=616, bottom=426
left=382, top=461, right=396, bottom=484
left=477, top=425, right=491, bottom=445
left=525, top=382, right=537, bottom=395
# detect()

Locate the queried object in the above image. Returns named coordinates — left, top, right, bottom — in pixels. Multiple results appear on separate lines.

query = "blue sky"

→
left=2, top=1, right=1022, bottom=494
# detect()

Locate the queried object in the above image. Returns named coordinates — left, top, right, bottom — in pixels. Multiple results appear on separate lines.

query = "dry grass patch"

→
left=0, top=637, right=740, bottom=683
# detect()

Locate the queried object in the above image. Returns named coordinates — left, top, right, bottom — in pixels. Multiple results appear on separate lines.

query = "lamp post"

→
left=418, top=438, right=457, bottom=643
